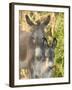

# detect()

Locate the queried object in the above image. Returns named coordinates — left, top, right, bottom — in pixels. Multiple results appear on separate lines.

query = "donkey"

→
left=19, top=15, right=57, bottom=79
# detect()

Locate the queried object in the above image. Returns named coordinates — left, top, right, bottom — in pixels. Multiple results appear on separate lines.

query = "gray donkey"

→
left=19, top=15, right=57, bottom=79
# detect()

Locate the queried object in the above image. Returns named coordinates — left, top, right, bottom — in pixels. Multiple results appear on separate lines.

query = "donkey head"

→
left=45, top=38, right=57, bottom=67
left=25, top=15, right=50, bottom=61
left=43, top=38, right=57, bottom=78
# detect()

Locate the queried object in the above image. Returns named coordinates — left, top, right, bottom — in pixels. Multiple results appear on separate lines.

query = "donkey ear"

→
left=52, top=38, right=57, bottom=49
left=25, top=15, right=35, bottom=26
left=42, top=15, right=50, bottom=26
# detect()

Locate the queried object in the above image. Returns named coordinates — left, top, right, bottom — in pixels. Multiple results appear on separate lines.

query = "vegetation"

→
left=53, top=13, right=64, bottom=77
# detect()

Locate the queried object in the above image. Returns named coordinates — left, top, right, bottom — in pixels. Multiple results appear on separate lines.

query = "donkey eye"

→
left=42, top=37, right=47, bottom=42
left=32, top=36, right=34, bottom=39
left=31, top=36, right=36, bottom=43
left=42, top=37, right=46, bottom=40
